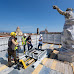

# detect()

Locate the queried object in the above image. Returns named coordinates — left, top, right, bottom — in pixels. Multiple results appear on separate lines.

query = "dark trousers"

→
left=16, top=49, right=19, bottom=57
left=38, top=43, right=42, bottom=49
left=24, top=45, right=26, bottom=52
left=8, top=50, right=17, bottom=66
left=28, top=43, right=33, bottom=50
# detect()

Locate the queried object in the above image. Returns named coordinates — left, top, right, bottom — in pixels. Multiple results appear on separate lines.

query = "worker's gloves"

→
left=53, top=5, right=58, bottom=9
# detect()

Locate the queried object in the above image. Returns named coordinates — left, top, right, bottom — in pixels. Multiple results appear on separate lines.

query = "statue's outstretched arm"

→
left=53, top=5, right=69, bottom=16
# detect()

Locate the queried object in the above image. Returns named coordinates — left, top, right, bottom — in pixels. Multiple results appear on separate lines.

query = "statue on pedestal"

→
left=53, top=5, right=74, bottom=50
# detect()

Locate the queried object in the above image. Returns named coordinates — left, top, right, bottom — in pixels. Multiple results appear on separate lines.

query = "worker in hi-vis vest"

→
left=8, top=32, right=18, bottom=67
left=14, top=37, right=20, bottom=59
left=21, top=34, right=27, bottom=53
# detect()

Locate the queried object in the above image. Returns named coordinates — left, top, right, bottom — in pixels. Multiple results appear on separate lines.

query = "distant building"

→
left=40, top=29, right=48, bottom=34
left=47, top=32, right=61, bottom=34
left=16, top=26, right=23, bottom=36
left=37, top=28, right=39, bottom=34
left=0, top=32, right=10, bottom=37
left=40, top=29, right=61, bottom=34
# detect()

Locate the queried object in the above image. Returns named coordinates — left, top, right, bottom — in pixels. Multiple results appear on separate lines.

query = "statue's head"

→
left=66, top=8, right=73, bottom=11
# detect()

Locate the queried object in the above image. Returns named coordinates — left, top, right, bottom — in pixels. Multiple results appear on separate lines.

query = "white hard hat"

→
left=24, top=34, right=27, bottom=36
left=40, top=34, right=42, bottom=37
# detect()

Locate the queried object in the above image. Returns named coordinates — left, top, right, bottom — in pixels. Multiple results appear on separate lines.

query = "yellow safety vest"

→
left=15, top=41, right=18, bottom=50
left=22, top=36, right=26, bottom=45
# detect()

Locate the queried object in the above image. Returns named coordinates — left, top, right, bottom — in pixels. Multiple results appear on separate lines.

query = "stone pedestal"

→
left=53, top=5, right=74, bottom=63
left=58, top=49, right=74, bottom=63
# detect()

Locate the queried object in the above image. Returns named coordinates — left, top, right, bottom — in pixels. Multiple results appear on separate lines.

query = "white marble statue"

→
left=53, top=5, right=74, bottom=50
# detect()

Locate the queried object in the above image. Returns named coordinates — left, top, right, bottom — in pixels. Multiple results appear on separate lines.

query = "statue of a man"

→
left=53, top=5, right=74, bottom=50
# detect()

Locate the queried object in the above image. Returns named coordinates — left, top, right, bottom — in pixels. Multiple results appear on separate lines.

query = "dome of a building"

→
left=16, top=26, right=23, bottom=36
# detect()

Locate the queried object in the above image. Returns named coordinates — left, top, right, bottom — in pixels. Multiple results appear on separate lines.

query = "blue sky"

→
left=0, top=0, right=74, bottom=33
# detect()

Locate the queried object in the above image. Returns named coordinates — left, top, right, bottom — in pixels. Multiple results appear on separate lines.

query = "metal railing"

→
left=0, top=34, right=62, bottom=52
left=42, top=34, right=62, bottom=45
left=0, top=35, right=40, bottom=52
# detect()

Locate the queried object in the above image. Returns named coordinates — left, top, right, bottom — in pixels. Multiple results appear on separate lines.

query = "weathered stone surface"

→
left=53, top=6, right=74, bottom=62
left=53, top=5, right=74, bottom=49
left=58, top=49, right=74, bottom=62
